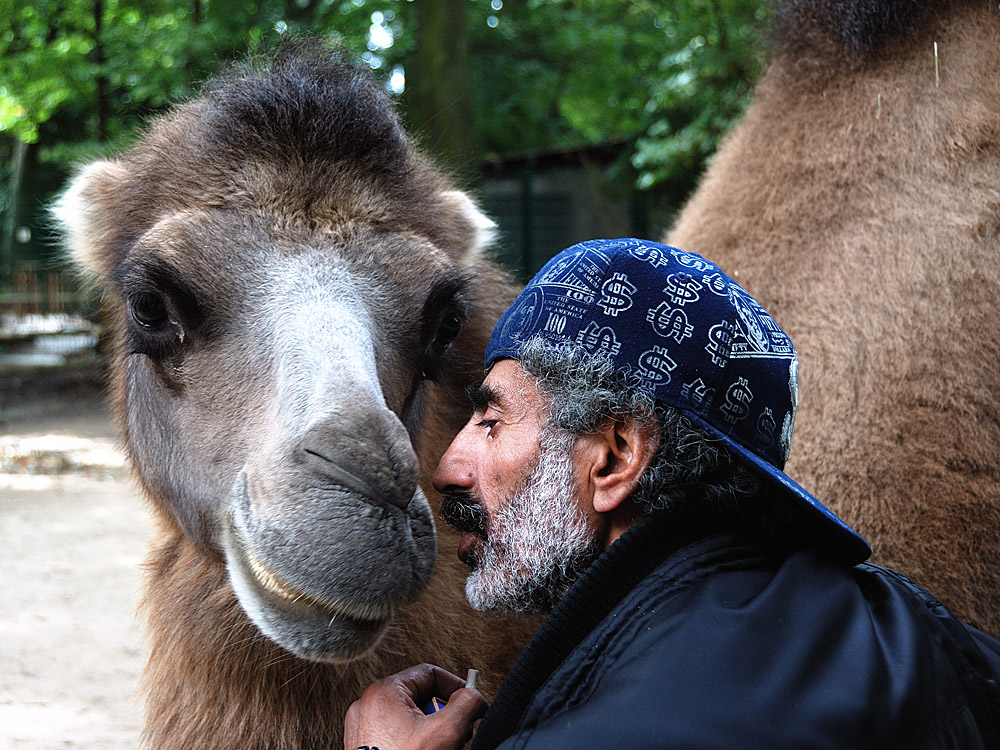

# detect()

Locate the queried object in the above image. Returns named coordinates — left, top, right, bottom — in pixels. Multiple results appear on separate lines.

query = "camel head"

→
left=53, top=42, right=508, bottom=663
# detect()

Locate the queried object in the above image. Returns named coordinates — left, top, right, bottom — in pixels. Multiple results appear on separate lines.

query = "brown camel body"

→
left=55, top=44, right=535, bottom=748
left=669, top=0, right=1000, bottom=633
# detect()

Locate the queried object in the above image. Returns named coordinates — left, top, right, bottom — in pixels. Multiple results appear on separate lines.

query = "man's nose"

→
left=432, top=429, right=476, bottom=495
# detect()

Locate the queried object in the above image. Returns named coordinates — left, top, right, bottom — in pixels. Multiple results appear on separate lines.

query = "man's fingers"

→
left=390, top=663, right=467, bottom=703
left=429, top=688, right=489, bottom=745
left=444, top=687, right=489, bottom=720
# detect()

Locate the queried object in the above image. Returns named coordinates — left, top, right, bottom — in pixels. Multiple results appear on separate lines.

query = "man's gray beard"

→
left=465, top=428, right=603, bottom=615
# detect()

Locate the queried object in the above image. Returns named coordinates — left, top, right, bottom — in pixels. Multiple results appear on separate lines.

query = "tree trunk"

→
left=94, top=0, right=109, bottom=141
left=1, top=138, right=29, bottom=283
left=409, top=0, right=476, bottom=172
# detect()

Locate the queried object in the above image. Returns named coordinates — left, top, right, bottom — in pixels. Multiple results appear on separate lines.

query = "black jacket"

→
left=471, top=515, right=1000, bottom=749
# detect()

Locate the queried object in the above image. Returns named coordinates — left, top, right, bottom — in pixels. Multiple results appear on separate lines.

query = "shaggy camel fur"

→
left=55, top=43, right=535, bottom=749
left=669, top=0, right=1000, bottom=634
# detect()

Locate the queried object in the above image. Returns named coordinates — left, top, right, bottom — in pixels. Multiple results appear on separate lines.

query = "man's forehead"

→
left=475, top=359, right=546, bottom=414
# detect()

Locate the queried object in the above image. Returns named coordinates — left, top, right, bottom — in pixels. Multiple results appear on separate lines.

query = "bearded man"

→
left=344, top=238, right=1000, bottom=750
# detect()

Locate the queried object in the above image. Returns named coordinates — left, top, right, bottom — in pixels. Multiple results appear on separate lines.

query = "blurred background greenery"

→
left=0, top=0, right=770, bottom=298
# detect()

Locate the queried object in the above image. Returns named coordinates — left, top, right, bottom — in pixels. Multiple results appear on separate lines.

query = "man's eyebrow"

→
left=465, top=383, right=504, bottom=414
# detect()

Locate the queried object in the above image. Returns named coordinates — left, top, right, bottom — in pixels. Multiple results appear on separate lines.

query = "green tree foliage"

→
left=0, top=0, right=386, bottom=272
left=470, top=0, right=768, bottom=201
left=631, top=1, right=768, bottom=195
left=0, top=0, right=769, bottom=274
left=0, top=0, right=384, bottom=148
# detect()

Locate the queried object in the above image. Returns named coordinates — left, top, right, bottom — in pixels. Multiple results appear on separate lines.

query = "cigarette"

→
left=465, top=668, right=479, bottom=692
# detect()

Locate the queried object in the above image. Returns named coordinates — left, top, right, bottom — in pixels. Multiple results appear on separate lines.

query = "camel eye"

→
left=418, top=278, right=468, bottom=382
left=435, top=313, right=462, bottom=349
left=130, top=291, right=169, bottom=329
left=421, top=308, right=465, bottom=381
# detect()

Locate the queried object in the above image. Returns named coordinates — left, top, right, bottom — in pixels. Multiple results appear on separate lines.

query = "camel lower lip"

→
left=243, top=547, right=389, bottom=625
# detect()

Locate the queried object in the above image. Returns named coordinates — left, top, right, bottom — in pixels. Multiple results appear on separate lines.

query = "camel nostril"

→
left=297, top=408, right=421, bottom=511
left=300, top=443, right=416, bottom=510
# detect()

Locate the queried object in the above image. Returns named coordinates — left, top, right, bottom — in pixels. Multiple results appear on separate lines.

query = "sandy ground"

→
left=1, top=369, right=149, bottom=749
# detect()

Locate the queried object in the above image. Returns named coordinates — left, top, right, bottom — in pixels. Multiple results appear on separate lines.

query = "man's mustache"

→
left=440, top=493, right=488, bottom=537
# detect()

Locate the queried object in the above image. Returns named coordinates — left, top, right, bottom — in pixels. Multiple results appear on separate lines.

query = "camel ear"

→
left=440, top=189, right=497, bottom=262
left=52, top=159, right=129, bottom=280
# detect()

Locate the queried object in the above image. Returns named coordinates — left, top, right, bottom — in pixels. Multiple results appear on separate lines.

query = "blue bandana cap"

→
left=486, top=238, right=870, bottom=563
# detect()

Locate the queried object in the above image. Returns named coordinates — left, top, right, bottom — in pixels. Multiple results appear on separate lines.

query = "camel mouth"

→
left=239, top=542, right=391, bottom=626
left=222, top=469, right=434, bottom=661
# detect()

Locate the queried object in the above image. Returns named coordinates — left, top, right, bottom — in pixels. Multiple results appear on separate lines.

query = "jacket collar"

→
left=471, top=511, right=739, bottom=749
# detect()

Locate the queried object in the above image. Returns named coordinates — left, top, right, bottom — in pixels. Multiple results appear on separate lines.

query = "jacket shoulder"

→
left=505, top=544, right=1000, bottom=750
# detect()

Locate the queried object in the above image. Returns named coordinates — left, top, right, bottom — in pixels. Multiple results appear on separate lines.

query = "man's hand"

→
left=344, top=663, right=489, bottom=750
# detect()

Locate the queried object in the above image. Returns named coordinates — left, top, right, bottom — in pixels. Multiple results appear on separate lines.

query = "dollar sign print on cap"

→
left=486, top=238, right=870, bottom=563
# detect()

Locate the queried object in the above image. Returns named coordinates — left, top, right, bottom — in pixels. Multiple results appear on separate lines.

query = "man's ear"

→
left=579, top=418, right=659, bottom=515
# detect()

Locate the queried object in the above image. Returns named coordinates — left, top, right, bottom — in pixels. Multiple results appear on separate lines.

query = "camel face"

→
left=219, top=233, right=460, bottom=661
left=124, top=217, right=455, bottom=661
left=54, top=46, right=507, bottom=664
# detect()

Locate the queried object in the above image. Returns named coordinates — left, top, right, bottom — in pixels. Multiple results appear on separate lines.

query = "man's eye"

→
left=476, top=419, right=498, bottom=437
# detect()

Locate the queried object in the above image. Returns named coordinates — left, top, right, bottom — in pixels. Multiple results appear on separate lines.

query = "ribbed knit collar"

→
left=470, top=511, right=730, bottom=750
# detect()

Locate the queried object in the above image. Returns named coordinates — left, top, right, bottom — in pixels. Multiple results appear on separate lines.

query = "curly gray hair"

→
left=516, top=335, right=790, bottom=527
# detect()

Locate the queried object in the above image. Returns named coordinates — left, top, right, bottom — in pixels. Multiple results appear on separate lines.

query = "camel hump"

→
left=772, top=0, right=964, bottom=57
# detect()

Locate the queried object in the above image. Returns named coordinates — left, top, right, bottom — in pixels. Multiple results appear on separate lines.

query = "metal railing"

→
left=0, top=268, right=92, bottom=317
left=0, top=268, right=100, bottom=371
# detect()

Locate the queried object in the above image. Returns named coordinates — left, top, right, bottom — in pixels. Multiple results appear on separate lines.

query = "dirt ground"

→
left=1, top=369, right=150, bottom=749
